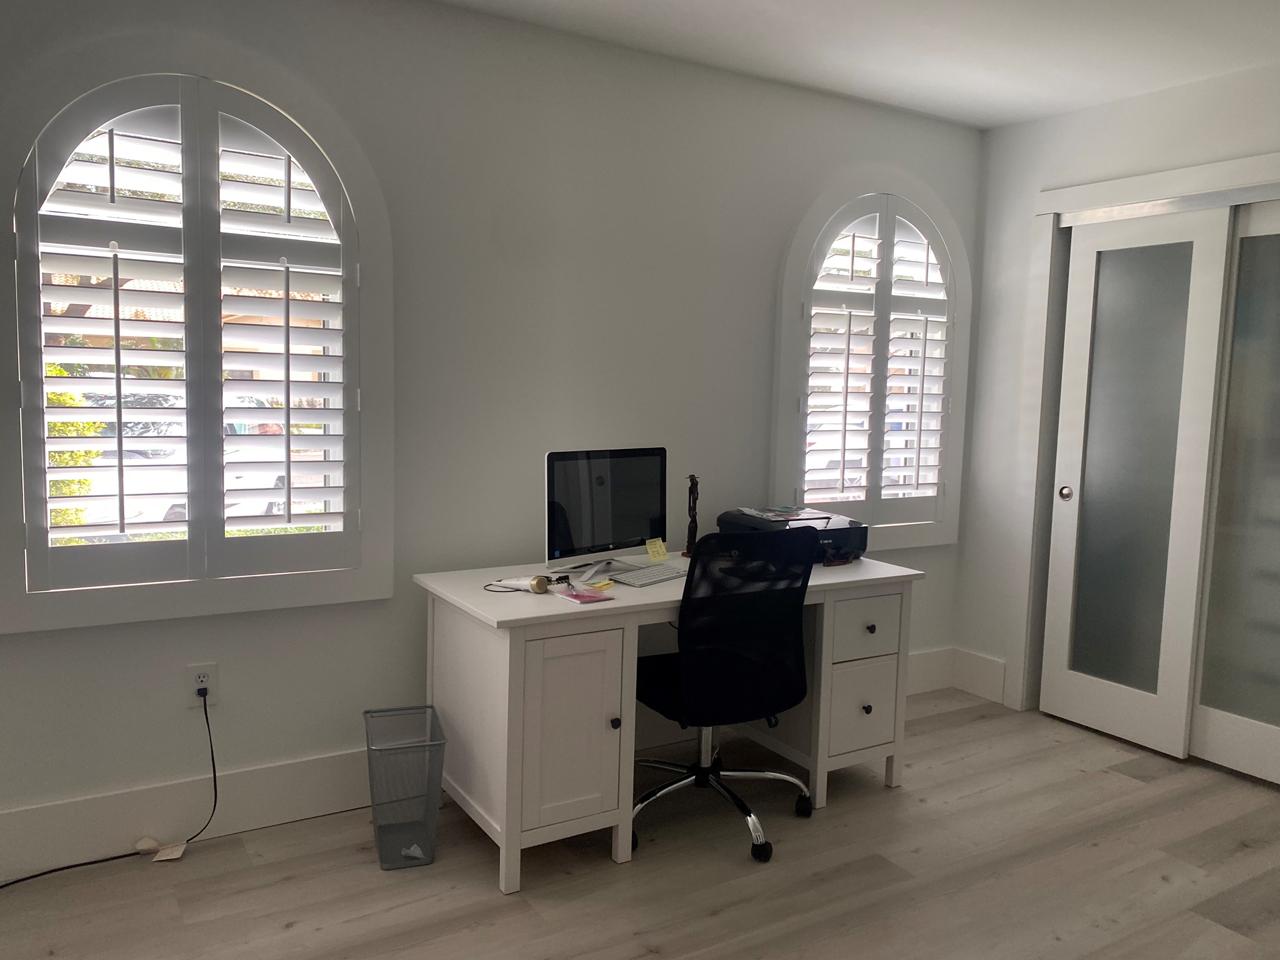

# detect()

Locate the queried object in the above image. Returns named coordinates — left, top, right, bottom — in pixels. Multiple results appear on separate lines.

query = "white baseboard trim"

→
left=908, top=647, right=1006, bottom=703
left=3, top=647, right=1009, bottom=884
left=907, top=647, right=956, bottom=695
left=0, top=747, right=368, bottom=884
left=951, top=647, right=1007, bottom=703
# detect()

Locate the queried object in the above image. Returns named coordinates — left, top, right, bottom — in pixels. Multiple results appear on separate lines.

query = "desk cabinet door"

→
left=522, top=630, right=624, bottom=830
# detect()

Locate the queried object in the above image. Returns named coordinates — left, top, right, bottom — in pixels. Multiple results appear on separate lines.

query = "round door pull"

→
left=610, top=717, right=622, bottom=730
left=1058, top=485, right=1074, bottom=502
left=862, top=704, right=874, bottom=715
left=865, top=623, right=877, bottom=634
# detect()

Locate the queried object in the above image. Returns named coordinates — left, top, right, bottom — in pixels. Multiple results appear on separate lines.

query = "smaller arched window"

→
left=15, top=76, right=359, bottom=591
left=774, top=191, right=968, bottom=546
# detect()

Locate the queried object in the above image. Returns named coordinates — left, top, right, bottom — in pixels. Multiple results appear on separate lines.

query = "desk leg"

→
left=812, top=765, right=829, bottom=809
left=611, top=619, right=639, bottom=864
left=810, top=599, right=833, bottom=811
left=884, top=754, right=901, bottom=788
left=611, top=824, right=632, bottom=863
left=499, top=841, right=521, bottom=894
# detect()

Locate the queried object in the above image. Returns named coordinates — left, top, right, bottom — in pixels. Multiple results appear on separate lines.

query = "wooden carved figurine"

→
left=683, top=474, right=699, bottom=557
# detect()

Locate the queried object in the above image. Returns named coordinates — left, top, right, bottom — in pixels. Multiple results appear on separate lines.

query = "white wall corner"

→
left=952, top=647, right=1008, bottom=703
left=907, top=647, right=956, bottom=695
left=908, top=646, right=1007, bottom=703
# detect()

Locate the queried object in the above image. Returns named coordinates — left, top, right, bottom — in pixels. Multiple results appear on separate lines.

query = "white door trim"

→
left=1037, top=151, right=1280, bottom=222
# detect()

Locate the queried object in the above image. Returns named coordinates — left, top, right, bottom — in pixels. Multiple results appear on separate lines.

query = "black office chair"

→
left=632, top=527, right=818, bottom=862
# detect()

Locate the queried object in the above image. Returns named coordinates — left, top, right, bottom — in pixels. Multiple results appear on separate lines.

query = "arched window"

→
left=16, top=76, right=359, bottom=590
left=774, top=190, right=968, bottom=547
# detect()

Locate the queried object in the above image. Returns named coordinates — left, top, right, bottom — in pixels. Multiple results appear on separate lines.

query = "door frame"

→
left=1039, top=210, right=1231, bottom=756
left=1006, top=151, right=1280, bottom=713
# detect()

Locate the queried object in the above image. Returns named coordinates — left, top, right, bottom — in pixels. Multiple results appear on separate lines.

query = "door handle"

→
left=610, top=717, right=622, bottom=730
left=1058, top=485, right=1074, bottom=502
left=865, top=623, right=877, bottom=634
left=862, top=704, right=873, bottom=715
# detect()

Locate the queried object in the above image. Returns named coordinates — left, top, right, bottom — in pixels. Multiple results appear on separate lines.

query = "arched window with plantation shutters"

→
left=16, top=75, right=359, bottom=591
left=774, top=189, right=969, bottom=547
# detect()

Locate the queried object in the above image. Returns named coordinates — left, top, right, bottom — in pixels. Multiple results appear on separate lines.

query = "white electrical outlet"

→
left=187, top=662, right=219, bottom=708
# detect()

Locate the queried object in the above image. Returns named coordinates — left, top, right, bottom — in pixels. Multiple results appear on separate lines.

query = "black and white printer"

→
left=716, top=507, right=868, bottom=565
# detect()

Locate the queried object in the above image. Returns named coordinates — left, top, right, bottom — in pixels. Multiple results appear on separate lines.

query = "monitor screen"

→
left=546, top=448, right=666, bottom=561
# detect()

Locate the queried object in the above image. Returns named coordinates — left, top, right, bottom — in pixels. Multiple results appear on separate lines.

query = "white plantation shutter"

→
left=804, top=194, right=952, bottom=526
left=206, top=97, right=358, bottom=579
left=17, top=77, right=360, bottom=591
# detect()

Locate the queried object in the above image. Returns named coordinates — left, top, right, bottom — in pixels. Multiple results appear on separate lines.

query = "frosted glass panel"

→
left=1201, top=234, right=1280, bottom=724
left=1070, top=243, right=1193, bottom=692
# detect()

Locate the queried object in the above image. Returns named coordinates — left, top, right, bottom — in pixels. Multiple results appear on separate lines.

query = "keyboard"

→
left=610, top=563, right=685, bottom=588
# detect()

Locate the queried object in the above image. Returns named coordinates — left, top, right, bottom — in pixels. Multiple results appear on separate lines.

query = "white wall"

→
left=0, top=0, right=981, bottom=878
left=960, top=62, right=1280, bottom=703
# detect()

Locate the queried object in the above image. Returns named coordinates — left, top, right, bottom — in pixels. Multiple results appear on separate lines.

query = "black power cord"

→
left=186, top=686, right=219, bottom=844
left=0, top=851, right=136, bottom=892
left=0, top=686, right=221, bottom=892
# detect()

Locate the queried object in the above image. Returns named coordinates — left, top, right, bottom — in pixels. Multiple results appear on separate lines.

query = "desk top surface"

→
left=414, top=555, right=923, bottom=630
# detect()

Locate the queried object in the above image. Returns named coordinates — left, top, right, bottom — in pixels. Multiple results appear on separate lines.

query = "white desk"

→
left=415, top=555, right=923, bottom=893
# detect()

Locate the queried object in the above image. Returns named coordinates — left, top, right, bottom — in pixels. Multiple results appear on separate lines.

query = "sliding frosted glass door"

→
left=1041, top=209, right=1229, bottom=757
left=1192, top=200, right=1280, bottom=781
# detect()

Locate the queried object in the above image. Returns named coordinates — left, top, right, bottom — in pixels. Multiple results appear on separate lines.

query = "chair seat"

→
left=636, top=652, right=685, bottom=725
left=637, top=651, right=806, bottom=728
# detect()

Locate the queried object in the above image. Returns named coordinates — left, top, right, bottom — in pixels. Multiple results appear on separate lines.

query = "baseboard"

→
left=951, top=647, right=1007, bottom=703
left=0, top=747, right=368, bottom=884
left=908, top=647, right=1006, bottom=702
left=907, top=647, right=956, bottom=695
left=4, top=648, right=1009, bottom=884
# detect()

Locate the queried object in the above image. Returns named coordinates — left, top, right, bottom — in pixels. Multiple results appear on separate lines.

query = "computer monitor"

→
left=546, top=447, right=666, bottom=569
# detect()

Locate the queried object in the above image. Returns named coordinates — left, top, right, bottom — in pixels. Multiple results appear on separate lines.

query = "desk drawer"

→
left=828, top=655, right=897, bottom=756
left=832, top=594, right=901, bottom=662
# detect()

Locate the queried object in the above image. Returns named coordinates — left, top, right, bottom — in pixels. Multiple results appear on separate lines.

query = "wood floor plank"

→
left=1080, top=911, right=1270, bottom=960
left=7, top=690, right=1280, bottom=960
left=1192, top=863, right=1280, bottom=948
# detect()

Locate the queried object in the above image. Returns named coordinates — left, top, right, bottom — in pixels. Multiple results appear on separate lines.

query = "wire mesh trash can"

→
left=363, top=706, right=446, bottom=870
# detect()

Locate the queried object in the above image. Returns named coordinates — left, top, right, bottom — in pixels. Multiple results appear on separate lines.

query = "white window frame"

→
left=1, top=74, right=393, bottom=633
left=771, top=174, right=972, bottom=551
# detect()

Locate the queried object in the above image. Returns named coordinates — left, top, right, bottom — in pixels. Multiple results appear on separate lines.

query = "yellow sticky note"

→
left=645, top=538, right=668, bottom=562
left=588, top=579, right=615, bottom=590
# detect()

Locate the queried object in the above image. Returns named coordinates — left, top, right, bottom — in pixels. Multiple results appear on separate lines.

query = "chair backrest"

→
left=675, top=528, right=818, bottom=728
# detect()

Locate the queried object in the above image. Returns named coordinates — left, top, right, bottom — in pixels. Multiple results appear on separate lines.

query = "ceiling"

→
left=437, top=0, right=1280, bottom=127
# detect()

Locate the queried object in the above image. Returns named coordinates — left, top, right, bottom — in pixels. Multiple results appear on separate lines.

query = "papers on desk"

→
left=735, top=506, right=832, bottom=522
left=555, top=584, right=615, bottom=604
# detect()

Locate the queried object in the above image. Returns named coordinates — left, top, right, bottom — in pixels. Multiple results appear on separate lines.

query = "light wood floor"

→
left=7, top=689, right=1280, bottom=960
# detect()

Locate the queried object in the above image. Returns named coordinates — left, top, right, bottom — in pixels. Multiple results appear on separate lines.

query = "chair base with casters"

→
left=632, top=727, right=812, bottom=863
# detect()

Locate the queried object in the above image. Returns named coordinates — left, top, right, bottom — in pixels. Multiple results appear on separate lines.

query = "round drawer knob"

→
left=610, top=717, right=622, bottom=730
left=865, top=623, right=877, bottom=634
left=1058, top=485, right=1074, bottom=501
left=862, top=704, right=873, bottom=715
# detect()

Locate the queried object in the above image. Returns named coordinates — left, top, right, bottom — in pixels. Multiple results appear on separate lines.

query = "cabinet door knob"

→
left=610, top=717, right=622, bottom=730
left=866, top=623, right=877, bottom=634
left=862, top=704, right=873, bottom=715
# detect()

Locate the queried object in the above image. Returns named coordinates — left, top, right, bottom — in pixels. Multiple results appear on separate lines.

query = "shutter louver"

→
left=218, top=115, right=345, bottom=539
left=36, top=105, right=190, bottom=547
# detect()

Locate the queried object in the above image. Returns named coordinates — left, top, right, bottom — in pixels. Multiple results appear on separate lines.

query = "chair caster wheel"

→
left=631, top=830, right=638, bottom=852
left=795, top=793, right=813, bottom=818
left=750, top=841, right=773, bottom=863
